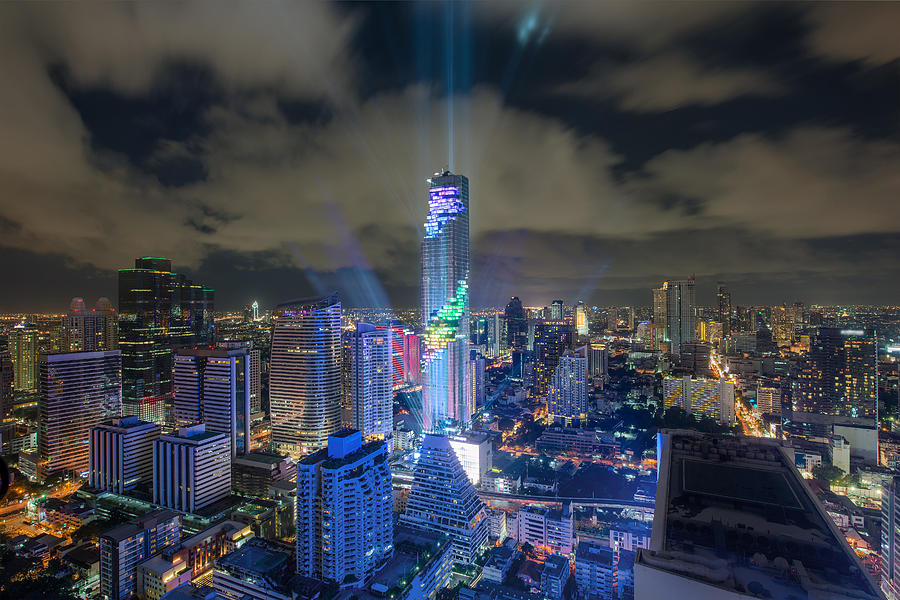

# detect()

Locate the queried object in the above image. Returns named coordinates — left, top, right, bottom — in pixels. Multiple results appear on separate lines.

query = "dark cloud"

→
left=0, top=2, right=899, bottom=311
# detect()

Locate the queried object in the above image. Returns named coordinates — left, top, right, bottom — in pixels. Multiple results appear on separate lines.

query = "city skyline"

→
left=2, top=3, right=900, bottom=311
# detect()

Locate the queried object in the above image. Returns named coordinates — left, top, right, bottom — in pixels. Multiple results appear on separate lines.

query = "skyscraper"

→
left=534, top=320, right=573, bottom=396
left=153, top=424, right=231, bottom=513
left=882, top=476, right=900, bottom=600
left=0, top=350, right=13, bottom=421
left=715, top=282, right=731, bottom=327
left=401, top=434, right=488, bottom=564
left=173, top=346, right=252, bottom=458
left=550, top=299, right=565, bottom=321
left=470, top=350, right=486, bottom=412
left=89, top=416, right=160, bottom=494
left=652, top=284, right=667, bottom=327
left=9, top=323, right=38, bottom=391
left=421, top=170, right=470, bottom=432
left=63, top=297, right=118, bottom=352
left=269, top=294, right=342, bottom=457
left=118, top=257, right=213, bottom=425
left=575, top=301, right=589, bottom=337
left=388, top=319, right=405, bottom=390
left=38, top=350, right=122, bottom=481
left=296, top=430, right=393, bottom=588
left=504, top=297, right=527, bottom=350
left=548, top=347, right=587, bottom=425
left=348, top=323, right=393, bottom=441
left=664, top=278, right=696, bottom=353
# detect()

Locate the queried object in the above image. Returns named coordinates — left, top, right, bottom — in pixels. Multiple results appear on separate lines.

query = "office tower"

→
left=119, top=257, right=214, bottom=425
left=515, top=504, right=574, bottom=555
left=756, top=383, right=781, bottom=416
left=38, top=350, right=121, bottom=481
left=296, top=430, right=393, bottom=587
left=401, top=434, right=488, bottom=564
left=269, top=294, right=342, bottom=457
left=796, top=328, right=877, bottom=420
left=575, top=301, right=589, bottom=337
left=550, top=299, right=565, bottom=321
left=247, top=345, right=262, bottom=414
left=771, top=306, right=796, bottom=346
left=588, top=342, right=609, bottom=388
left=99, top=509, right=181, bottom=600
left=652, top=285, right=667, bottom=326
left=348, top=323, right=393, bottom=441
left=89, top=416, right=160, bottom=494
left=403, top=331, right=421, bottom=386
left=883, top=477, right=900, bottom=600
left=173, top=346, right=252, bottom=457
left=0, top=350, right=12, bottom=421
left=469, top=351, right=486, bottom=412
left=505, top=297, right=527, bottom=350
left=665, top=278, right=695, bottom=353
left=448, top=431, right=492, bottom=485
left=575, top=542, right=617, bottom=600
left=636, top=430, right=880, bottom=599
left=548, top=347, right=587, bottom=425
left=64, top=297, right=118, bottom=352
left=9, top=323, right=38, bottom=391
left=153, top=424, right=230, bottom=513
left=662, top=375, right=735, bottom=424
left=534, top=320, right=573, bottom=396
left=421, top=170, right=470, bottom=432
left=232, top=452, right=296, bottom=497
left=716, top=282, right=731, bottom=327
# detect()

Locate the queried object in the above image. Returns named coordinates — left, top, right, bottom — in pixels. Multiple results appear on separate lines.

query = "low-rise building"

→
left=137, top=555, right=192, bottom=600
left=514, top=504, right=574, bottom=555
left=482, top=539, right=519, bottom=584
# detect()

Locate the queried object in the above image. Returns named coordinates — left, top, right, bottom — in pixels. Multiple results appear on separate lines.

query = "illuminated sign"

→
left=577, top=313, right=586, bottom=327
left=424, top=186, right=465, bottom=238
left=840, top=330, right=864, bottom=336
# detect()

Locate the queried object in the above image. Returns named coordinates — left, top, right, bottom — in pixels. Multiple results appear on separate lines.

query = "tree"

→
left=812, top=464, right=844, bottom=483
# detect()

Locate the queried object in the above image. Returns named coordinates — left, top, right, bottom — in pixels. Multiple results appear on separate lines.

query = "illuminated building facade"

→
left=89, top=416, right=160, bottom=495
left=118, top=257, right=214, bottom=425
left=652, top=285, right=667, bottom=327
left=64, top=297, right=118, bottom=352
left=534, top=320, right=573, bottom=396
left=349, top=323, right=392, bottom=440
left=663, top=375, right=735, bottom=424
left=173, top=346, right=252, bottom=458
left=550, top=299, right=564, bottom=321
left=269, top=294, right=342, bottom=457
left=0, top=350, right=12, bottom=420
left=716, top=282, right=731, bottom=328
left=388, top=319, right=405, bottom=389
left=39, top=350, right=122, bottom=481
left=421, top=170, right=470, bottom=431
left=772, top=306, right=797, bottom=346
left=795, top=328, right=877, bottom=420
left=153, top=424, right=231, bottom=513
left=575, top=301, right=589, bottom=337
left=664, top=278, right=695, bottom=353
left=548, top=347, right=587, bottom=425
left=9, top=323, right=38, bottom=391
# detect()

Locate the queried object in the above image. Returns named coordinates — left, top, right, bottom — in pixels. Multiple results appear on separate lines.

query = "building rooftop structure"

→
left=102, top=509, right=181, bottom=542
left=635, top=429, right=880, bottom=599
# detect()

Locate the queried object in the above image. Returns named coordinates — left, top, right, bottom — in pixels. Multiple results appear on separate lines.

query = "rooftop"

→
left=640, top=429, right=880, bottom=599
left=542, top=554, right=569, bottom=580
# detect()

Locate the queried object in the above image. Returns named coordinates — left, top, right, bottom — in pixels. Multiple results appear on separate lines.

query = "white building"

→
left=831, top=435, right=851, bottom=474
left=515, top=504, right=574, bottom=555
left=486, top=507, right=508, bottom=541
left=174, top=346, right=252, bottom=458
left=349, top=323, right=393, bottom=441
left=609, top=525, right=650, bottom=562
left=548, top=347, right=587, bottom=425
left=152, top=424, right=230, bottom=514
left=448, top=431, right=493, bottom=486
left=89, top=416, right=160, bottom=494
left=296, top=430, right=393, bottom=588
left=401, top=434, right=488, bottom=564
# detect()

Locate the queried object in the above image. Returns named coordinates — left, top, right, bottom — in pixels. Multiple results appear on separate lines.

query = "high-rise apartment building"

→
left=796, top=328, right=877, bottom=420
left=403, top=331, right=421, bottom=386
left=550, top=300, right=565, bottom=321
left=504, top=297, right=526, bottom=351
left=771, top=306, right=796, bottom=346
left=9, top=323, right=38, bottom=391
left=387, top=319, right=405, bottom=390
left=152, top=424, right=230, bottom=514
left=575, top=542, right=617, bottom=600
left=534, top=320, right=573, bottom=396
left=269, top=294, right=342, bottom=457
left=64, top=297, right=118, bottom=352
left=296, top=430, right=393, bottom=588
left=421, top=170, right=470, bottom=432
left=548, top=346, right=587, bottom=425
left=89, top=416, right=160, bottom=494
left=664, top=278, right=695, bottom=353
left=38, top=350, right=122, bottom=480
left=118, top=257, right=213, bottom=425
left=173, top=346, right=252, bottom=457
left=662, top=375, right=735, bottom=424
left=652, top=285, right=667, bottom=327
left=715, top=282, right=731, bottom=327
left=401, top=434, right=488, bottom=564
left=575, top=302, right=589, bottom=337
left=100, top=510, right=181, bottom=600
left=470, top=351, right=485, bottom=412
left=348, top=323, right=393, bottom=441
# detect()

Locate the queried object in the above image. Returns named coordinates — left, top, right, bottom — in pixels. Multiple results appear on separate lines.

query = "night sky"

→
left=1, top=2, right=899, bottom=311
